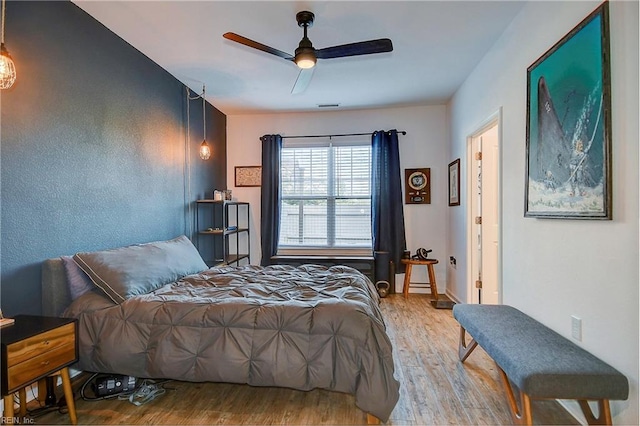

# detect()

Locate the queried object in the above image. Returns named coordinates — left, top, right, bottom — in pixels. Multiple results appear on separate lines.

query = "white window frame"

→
left=278, top=138, right=373, bottom=256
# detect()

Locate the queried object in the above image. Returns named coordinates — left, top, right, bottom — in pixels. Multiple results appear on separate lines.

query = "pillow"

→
left=73, top=235, right=208, bottom=304
left=61, top=255, right=95, bottom=300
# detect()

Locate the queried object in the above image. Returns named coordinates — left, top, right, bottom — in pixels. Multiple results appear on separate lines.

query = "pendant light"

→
left=0, top=0, right=16, bottom=89
left=199, top=85, right=211, bottom=160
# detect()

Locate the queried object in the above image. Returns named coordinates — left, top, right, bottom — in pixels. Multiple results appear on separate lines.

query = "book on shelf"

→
left=0, top=317, right=15, bottom=328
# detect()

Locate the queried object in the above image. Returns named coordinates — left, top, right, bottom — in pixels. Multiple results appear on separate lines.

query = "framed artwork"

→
left=525, top=2, right=611, bottom=219
left=235, top=166, right=262, bottom=187
left=448, top=159, right=460, bottom=206
left=405, top=168, right=430, bottom=204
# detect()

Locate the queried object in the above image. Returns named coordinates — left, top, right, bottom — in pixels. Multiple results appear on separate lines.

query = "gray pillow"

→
left=61, top=255, right=95, bottom=300
left=73, top=235, right=208, bottom=304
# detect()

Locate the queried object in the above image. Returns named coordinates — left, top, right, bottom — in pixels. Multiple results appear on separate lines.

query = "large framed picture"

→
left=448, top=159, right=460, bottom=207
left=525, top=2, right=611, bottom=219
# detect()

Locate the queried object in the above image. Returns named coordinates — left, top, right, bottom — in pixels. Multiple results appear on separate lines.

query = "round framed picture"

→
left=408, top=171, right=428, bottom=190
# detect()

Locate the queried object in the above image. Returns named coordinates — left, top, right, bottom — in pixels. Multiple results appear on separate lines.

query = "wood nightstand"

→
left=1, top=315, right=78, bottom=424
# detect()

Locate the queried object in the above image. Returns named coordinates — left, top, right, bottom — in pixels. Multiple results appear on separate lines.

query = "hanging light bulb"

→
left=199, top=85, right=211, bottom=160
left=0, top=0, right=16, bottom=89
left=0, top=44, right=15, bottom=89
left=200, top=140, right=211, bottom=160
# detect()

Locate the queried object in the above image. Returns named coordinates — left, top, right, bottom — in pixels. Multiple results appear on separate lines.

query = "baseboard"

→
left=445, top=291, right=462, bottom=304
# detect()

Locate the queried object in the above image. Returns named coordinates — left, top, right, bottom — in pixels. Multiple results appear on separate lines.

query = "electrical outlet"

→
left=449, top=256, right=456, bottom=269
left=571, top=315, right=582, bottom=341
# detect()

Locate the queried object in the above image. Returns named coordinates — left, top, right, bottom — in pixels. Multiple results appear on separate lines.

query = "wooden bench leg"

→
left=458, top=326, right=478, bottom=362
left=578, top=399, right=612, bottom=425
left=366, top=413, right=381, bottom=424
left=498, top=366, right=533, bottom=425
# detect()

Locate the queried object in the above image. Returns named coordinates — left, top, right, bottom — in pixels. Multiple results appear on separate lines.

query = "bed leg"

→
left=578, top=399, right=612, bottom=425
left=458, top=326, right=478, bottom=362
left=498, top=366, right=532, bottom=425
left=366, top=413, right=381, bottom=424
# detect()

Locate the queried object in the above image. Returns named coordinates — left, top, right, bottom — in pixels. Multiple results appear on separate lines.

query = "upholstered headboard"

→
left=42, top=258, right=72, bottom=317
left=41, top=236, right=208, bottom=317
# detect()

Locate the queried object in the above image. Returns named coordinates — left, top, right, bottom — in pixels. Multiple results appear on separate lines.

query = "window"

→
left=279, top=139, right=372, bottom=252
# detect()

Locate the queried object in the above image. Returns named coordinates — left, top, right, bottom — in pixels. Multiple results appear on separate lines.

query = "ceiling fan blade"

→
left=291, top=68, right=315, bottom=94
left=223, top=32, right=294, bottom=60
left=316, top=38, right=393, bottom=59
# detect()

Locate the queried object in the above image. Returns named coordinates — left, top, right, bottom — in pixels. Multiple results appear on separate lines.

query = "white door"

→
left=480, top=125, right=499, bottom=304
left=469, top=119, right=500, bottom=304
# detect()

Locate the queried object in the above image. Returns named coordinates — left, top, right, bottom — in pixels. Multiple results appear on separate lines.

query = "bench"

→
left=452, top=304, right=628, bottom=425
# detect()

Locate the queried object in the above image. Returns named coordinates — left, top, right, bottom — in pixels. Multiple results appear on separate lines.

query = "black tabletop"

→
left=0, top=315, right=76, bottom=345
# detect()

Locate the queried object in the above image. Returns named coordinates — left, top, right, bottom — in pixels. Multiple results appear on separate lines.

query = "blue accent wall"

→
left=1, top=1, right=226, bottom=316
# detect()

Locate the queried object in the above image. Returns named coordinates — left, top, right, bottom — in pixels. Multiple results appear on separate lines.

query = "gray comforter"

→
left=64, top=264, right=399, bottom=421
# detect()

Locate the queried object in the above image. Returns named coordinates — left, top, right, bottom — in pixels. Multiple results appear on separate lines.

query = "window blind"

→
left=279, top=141, right=372, bottom=250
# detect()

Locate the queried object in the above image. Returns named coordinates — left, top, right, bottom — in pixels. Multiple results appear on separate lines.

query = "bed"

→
left=41, top=236, right=400, bottom=422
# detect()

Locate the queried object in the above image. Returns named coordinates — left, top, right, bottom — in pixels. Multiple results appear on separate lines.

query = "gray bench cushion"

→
left=453, top=304, right=628, bottom=400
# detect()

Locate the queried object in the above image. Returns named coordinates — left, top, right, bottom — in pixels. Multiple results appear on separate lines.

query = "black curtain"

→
left=260, top=134, right=282, bottom=265
left=372, top=129, right=407, bottom=273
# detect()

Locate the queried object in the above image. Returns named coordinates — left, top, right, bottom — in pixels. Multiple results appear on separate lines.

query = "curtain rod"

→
left=280, top=130, right=407, bottom=140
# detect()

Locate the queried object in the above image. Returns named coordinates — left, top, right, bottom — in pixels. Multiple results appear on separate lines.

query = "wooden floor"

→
left=34, top=294, right=579, bottom=425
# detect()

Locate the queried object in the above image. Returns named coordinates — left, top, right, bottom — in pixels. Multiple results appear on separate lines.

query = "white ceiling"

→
left=73, top=1, right=525, bottom=115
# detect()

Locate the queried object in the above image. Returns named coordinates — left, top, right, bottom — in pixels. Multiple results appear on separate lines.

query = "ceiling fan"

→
left=223, top=11, right=393, bottom=94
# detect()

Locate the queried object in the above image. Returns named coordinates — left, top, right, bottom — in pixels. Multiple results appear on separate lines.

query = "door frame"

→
left=466, top=108, right=503, bottom=304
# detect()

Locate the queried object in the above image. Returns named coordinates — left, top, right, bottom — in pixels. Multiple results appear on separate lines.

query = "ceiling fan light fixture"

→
left=224, top=10, right=393, bottom=93
left=295, top=47, right=316, bottom=69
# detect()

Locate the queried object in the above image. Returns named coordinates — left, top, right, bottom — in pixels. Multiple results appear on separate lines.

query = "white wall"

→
left=227, top=105, right=449, bottom=292
left=448, top=1, right=639, bottom=424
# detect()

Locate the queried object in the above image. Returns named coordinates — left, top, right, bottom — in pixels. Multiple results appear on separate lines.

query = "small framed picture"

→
left=448, top=159, right=460, bottom=206
left=235, top=166, right=262, bottom=187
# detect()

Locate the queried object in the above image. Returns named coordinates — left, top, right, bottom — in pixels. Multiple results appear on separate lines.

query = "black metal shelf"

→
left=195, top=200, right=250, bottom=267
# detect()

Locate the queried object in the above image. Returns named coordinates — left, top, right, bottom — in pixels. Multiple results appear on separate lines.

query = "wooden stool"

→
left=401, top=258, right=439, bottom=300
